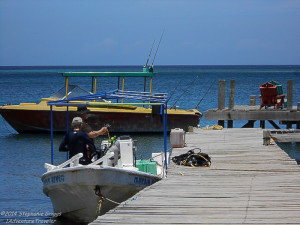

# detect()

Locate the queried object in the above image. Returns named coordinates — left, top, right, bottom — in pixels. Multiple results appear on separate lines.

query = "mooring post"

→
left=263, top=130, right=271, bottom=145
left=287, top=80, right=293, bottom=110
left=227, top=80, right=235, bottom=128
left=260, top=120, right=265, bottom=129
left=250, top=95, right=256, bottom=106
left=229, top=80, right=235, bottom=110
left=218, top=80, right=225, bottom=127
left=297, top=103, right=300, bottom=129
left=218, top=80, right=226, bottom=110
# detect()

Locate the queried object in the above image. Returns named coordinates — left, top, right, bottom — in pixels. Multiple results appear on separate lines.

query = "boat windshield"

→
left=49, top=85, right=92, bottom=100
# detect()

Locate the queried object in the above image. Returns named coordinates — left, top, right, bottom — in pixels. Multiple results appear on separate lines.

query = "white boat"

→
left=41, top=136, right=166, bottom=223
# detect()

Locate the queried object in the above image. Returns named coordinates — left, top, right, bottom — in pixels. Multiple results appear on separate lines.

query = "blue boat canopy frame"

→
left=47, top=89, right=169, bottom=169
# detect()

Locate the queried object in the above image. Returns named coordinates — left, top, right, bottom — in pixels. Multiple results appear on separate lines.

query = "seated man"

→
left=59, top=117, right=96, bottom=165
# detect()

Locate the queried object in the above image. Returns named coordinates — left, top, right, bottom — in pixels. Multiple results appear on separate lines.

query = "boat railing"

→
left=90, top=151, right=114, bottom=167
left=44, top=153, right=83, bottom=172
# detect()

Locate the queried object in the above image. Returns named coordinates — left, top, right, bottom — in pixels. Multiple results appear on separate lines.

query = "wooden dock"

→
left=90, top=128, right=300, bottom=225
left=205, top=105, right=300, bottom=129
left=205, top=79, right=300, bottom=129
left=270, top=129, right=300, bottom=143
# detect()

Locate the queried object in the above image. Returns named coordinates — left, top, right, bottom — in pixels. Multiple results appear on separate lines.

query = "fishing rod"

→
left=167, top=77, right=185, bottom=103
left=170, top=76, right=198, bottom=109
left=145, top=39, right=155, bottom=67
left=195, top=78, right=216, bottom=109
left=151, top=30, right=165, bottom=66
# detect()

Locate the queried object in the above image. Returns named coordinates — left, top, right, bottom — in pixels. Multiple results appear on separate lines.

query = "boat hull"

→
left=41, top=166, right=160, bottom=223
left=0, top=108, right=201, bottom=133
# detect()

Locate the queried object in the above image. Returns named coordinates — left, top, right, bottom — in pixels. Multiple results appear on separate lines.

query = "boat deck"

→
left=90, top=128, right=300, bottom=225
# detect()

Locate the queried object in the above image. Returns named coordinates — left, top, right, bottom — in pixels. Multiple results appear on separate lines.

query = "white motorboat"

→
left=41, top=136, right=165, bottom=223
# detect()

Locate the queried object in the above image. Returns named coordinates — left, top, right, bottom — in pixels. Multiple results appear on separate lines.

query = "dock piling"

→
left=250, top=95, right=256, bottom=106
left=228, top=80, right=235, bottom=128
left=287, top=80, right=293, bottom=110
left=263, top=129, right=270, bottom=145
left=228, top=80, right=235, bottom=110
left=218, top=80, right=226, bottom=110
left=218, top=80, right=226, bottom=127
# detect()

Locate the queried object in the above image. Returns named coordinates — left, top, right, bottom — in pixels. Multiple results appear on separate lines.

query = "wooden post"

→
left=218, top=80, right=225, bottom=126
left=250, top=95, right=256, bottom=106
left=263, top=130, right=271, bottom=145
left=218, top=80, right=226, bottom=110
left=287, top=80, right=293, bottom=110
left=228, top=80, right=235, bottom=128
left=286, top=122, right=292, bottom=129
left=229, top=80, right=235, bottom=110
left=228, top=120, right=233, bottom=128
left=218, top=120, right=225, bottom=127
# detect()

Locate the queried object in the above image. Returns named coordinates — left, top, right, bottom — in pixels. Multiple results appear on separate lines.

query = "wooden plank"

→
left=205, top=105, right=300, bottom=121
left=90, top=128, right=300, bottom=225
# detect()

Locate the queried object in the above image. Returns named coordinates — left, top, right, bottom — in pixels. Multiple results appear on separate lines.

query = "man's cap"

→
left=72, top=117, right=83, bottom=124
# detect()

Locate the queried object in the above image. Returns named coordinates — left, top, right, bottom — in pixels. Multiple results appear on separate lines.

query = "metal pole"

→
left=122, top=77, right=125, bottom=103
left=143, top=77, right=147, bottom=107
left=149, top=77, right=153, bottom=108
left=150, top=77, right=153, bottom=94
left=66, top=106, right=69, bottom=160
left=117, top=77, right=120, bottom=103
left=163, top=104, right=168, bottom=170
left=51, top=105, right=54, bottom=164
left=94, top=77, right=97, bottom=94
left=91, top=77, right=94, bottom=93
left=65, top=77, right=69, bottom=99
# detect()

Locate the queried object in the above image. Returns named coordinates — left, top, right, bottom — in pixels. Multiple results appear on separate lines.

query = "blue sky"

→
left=0, top=0, right=300, bottom=66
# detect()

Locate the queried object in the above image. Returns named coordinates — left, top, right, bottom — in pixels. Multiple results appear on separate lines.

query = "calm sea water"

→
left=0, top=65, right=299, bottom=224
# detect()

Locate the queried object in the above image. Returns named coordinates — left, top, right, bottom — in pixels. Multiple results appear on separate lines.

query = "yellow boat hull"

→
left=0, top=99, right=202, bottom=133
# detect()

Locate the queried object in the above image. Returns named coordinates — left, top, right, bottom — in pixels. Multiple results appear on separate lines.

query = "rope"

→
left=95, top=185, right=121, bottom=215
left=96, top=196, right=105, bottom=215
left=105, top=197, right=121, bottom=205
left=202, top=125, right=223, bottom=130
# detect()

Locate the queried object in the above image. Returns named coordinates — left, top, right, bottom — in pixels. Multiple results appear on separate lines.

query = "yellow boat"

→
left=0, top=67, right=202, bottom=133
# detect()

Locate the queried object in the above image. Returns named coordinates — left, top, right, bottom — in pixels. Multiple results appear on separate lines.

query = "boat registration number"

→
left=134, top=177, right=154, bottom=186
left=43, top=175, right=65, bottom=186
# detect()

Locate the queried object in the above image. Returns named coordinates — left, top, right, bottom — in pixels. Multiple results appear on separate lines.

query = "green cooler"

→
left=136, top=160, right=157, bottom=175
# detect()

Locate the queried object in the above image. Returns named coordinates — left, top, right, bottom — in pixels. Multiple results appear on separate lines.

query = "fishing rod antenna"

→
left=195, top=79, right=216, bottom=109
left=170, top=76, right=198, bottom=109
left=145, top=39, right=155, bottom=68
left=151, top=29, right=165, bottom=66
